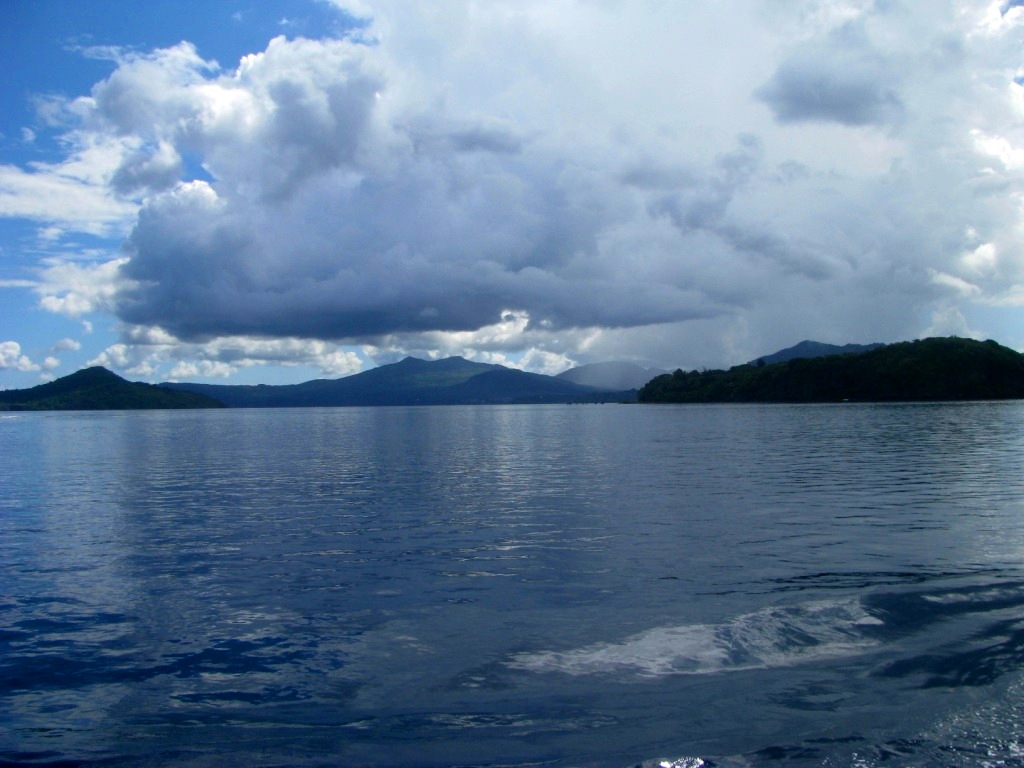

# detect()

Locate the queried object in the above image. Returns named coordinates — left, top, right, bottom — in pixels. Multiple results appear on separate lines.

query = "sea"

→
left=3, top=402, right=1024, bottom=768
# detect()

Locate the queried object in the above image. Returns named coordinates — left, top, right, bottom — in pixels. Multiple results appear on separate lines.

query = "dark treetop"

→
left=638, top=337, right=1024, bottom=403
left=0, top=366, right=226, bottom=411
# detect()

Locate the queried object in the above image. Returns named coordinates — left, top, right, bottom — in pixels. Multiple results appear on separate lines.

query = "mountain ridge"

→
left=751, top=340, right=885, bottom=365
left=165, top=355, right=634, bottom=407
left=15, top=338, right=1021, bottom=410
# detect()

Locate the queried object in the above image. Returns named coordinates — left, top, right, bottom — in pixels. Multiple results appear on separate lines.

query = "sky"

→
left=3, top=0, right=1024, bottom=389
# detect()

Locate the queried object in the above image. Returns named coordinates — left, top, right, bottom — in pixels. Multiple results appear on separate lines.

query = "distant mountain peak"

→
left=753, top=340, right=885, bottom=366
left=165, top=354, right=633, bottom=407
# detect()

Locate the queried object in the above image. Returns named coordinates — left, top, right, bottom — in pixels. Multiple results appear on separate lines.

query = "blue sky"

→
left=3, top=1, right=1024, bottom=389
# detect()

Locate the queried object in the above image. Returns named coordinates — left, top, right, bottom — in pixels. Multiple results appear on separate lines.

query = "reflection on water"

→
left=2, top=402, right=1024, bottom=767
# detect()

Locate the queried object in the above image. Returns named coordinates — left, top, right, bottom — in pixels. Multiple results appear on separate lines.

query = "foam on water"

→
left=509, top=597, right=883, bottom=678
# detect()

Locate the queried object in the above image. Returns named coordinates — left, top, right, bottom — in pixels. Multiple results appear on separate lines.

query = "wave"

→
left=508, top=597, right=884, bottom=678
left=510, top=580, right=1024, bottom=681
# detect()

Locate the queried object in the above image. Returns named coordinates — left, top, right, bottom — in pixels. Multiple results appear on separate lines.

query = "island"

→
left=0, top=367, right=225, bottom=411
left=638, top=337, right=1024, bottom=403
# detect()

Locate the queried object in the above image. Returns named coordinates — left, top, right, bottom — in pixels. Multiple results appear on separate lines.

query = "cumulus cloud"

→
left=89, top=326, right=365, bottom=380
left=35, top=257, right=127, bottom=318
left=93, top=27, right=758, bottom=349
left=11, top=0, right=1024, bottom=373
left=0, top=342, right=39, bottom=372
left=52, top=338, right=82, bottom=353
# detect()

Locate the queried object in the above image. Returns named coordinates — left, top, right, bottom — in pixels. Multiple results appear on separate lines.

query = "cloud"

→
left=35, top=257, right=127, bottom=318
left=110, top=141, right=182, bottom=196
left=755, top=21, right=905, bottom=127
left=0, top=156, right=138, bottom=236
left=10, top=1, right=1024, bottom=373
left=89, top=326, right=365, bottom=380
left=0, top=342, right=39, bottom=372
left=101, top=22, right=769, bottom=346
left=924, top=305, right=983, bottom=338
left=929, top=268, right=983, bottom=297
left=52, top=338, right=82, bottom=352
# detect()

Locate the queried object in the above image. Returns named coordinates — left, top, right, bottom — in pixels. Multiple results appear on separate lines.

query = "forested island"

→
left=638, top=337, right=1024, bottom=403
left=0, top=366, right=225, bottom=411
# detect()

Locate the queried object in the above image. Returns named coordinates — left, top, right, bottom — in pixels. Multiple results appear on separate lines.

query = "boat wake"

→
left=508, top=597, right=883, bottom=678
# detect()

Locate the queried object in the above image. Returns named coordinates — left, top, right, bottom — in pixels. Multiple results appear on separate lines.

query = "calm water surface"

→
left=3, top=402, right=1024, bottom=767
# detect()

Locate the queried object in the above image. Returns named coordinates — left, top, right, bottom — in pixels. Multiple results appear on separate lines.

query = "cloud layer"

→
left=10, top=0, right=1024, bottom=376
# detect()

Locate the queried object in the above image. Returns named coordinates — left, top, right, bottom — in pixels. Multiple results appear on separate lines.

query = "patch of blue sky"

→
left=179, top=150, right=217, bottom=186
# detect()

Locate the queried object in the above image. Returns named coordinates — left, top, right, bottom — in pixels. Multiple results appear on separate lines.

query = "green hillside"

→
left=639, top=337, right=1024, bottom=403
left=0, top=367, right=225, bottom=410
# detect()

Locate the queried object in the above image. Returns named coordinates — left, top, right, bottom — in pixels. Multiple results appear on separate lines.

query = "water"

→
left=2, top=402, right=1024, bottom=767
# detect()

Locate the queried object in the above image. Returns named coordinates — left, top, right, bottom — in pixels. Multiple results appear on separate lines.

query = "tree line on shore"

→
left=638, top=337, right=1024, bottom=403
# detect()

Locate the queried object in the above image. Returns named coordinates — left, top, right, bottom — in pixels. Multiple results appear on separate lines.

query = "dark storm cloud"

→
left=756, top=25, right=904, bottom=127
left=103, top=34, right=762, bottom=343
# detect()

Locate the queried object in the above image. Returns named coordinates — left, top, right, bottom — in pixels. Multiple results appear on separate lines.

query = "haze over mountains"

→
left=555, top=361, right=667, bottom=390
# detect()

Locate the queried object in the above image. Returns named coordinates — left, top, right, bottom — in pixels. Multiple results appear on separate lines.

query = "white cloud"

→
left=0, top=159, right=137, bottom=236
left=52, top=338, right=82, bottom=352
left=167, top=360, right=236, bottom=379
left=960, top=242, right=1001, bottom=275
left=929, top=269, right=984, bottom=297
left=516, top=348, right=576, bottom=376
left=924, top=305, right=984, bottom=338
left=0, top=279, right=37, bottom=289
left=88, top=327, right=366, bottom=380
left=0, top=341, right=39, bottom=372
left=87, top=343, right=135, bottom=370
left=35, top=257, right=127, bottom=318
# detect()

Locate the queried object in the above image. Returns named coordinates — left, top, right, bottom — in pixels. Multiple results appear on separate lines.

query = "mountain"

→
left=752, top=340, right=885, bottom=365
left=0, top=367, right=225, bottom=411
left=443, top=367, right=621, bottom=403
left=639, top=337, right=1024, bottom=403
left=556, top=361, right=667, bottom=390
left=166, top=356, right=634, bottom=407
